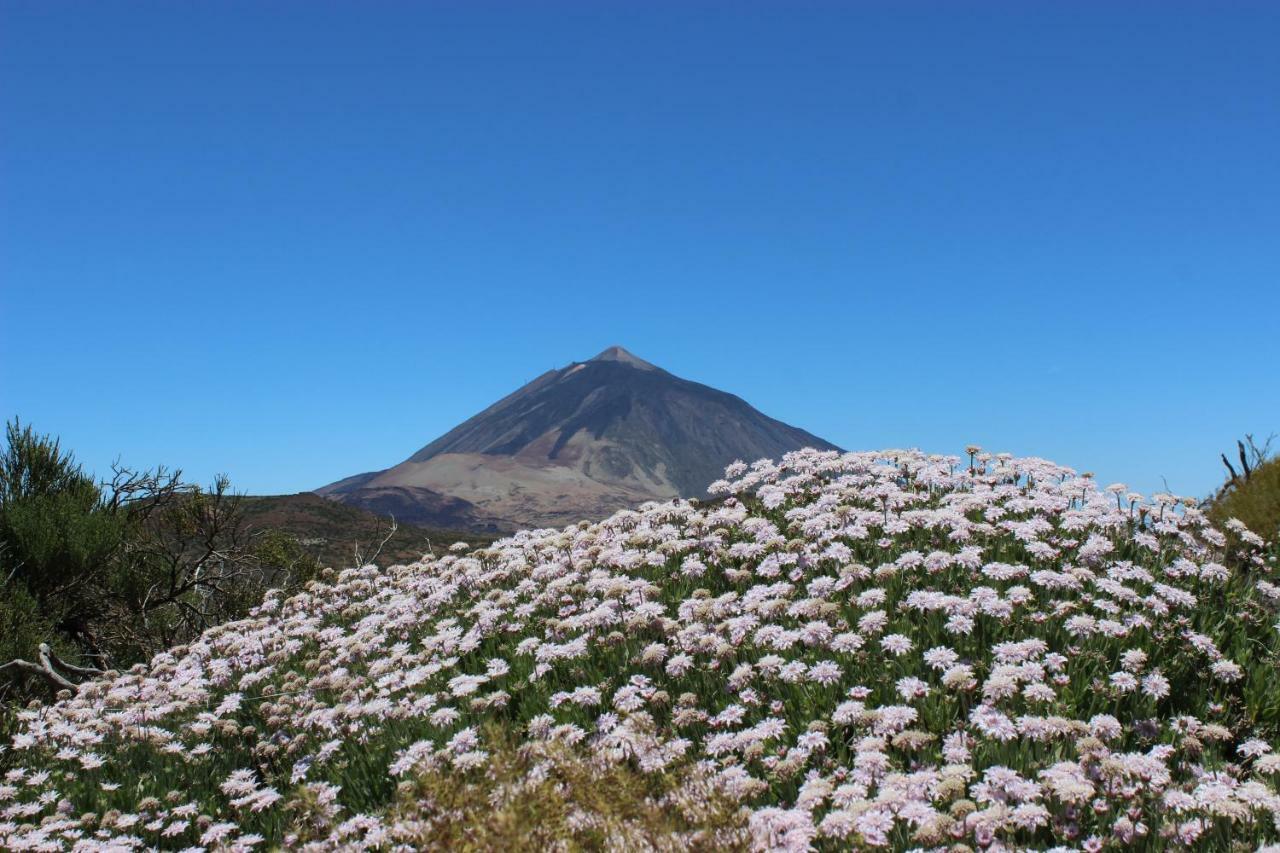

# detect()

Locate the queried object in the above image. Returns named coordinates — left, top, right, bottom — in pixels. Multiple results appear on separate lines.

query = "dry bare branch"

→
left=356, top=517, right=398, bottom=567
left=0, top=644, right=81, bottom=692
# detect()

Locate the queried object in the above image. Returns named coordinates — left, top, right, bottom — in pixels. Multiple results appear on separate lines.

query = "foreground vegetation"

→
left=0, top=420, right=331, bottom=711
left=4, top=446, right=1280, bottom=850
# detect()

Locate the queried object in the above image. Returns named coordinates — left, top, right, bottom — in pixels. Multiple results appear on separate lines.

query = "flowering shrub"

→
left=293, top=721, right=748, bottom=850
left=3, top=448, right=1280, bottom=850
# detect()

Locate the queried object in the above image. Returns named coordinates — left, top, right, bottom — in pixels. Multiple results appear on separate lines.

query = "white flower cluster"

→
left=2, top=447, right=1279, bottom=850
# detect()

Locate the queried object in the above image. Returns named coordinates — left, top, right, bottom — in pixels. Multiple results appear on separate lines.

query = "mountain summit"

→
left=587, top=344, right=659, bottom=370
left=317, top=347, right=839, bottom=529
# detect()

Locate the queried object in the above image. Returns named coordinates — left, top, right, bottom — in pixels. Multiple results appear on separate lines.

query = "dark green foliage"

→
left=0, top=420, right=123, bottom=643
left=0, top=420, right=330, bottom=707
left=0, top=582, right=62, bottom=700
left=0, top=419, right=94, bottom=504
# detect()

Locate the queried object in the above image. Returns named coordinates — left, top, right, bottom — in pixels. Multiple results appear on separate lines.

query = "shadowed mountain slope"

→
left=317, top=347, right=839, bottom=529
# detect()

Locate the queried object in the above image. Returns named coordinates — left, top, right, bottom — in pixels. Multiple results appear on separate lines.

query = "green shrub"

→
left=0, top=420, right=123, bottom=645
left=0, top=581, right=57, bottom=677
left=1209, top=456, right=1280, bottom=542
left=0, top=420, right=333, bottom=707
left=0, top=580, right=61, bottom=771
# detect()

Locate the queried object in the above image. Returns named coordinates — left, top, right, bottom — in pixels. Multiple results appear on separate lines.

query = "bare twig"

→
left=1215, top=433, right=1276, bottom=501
left=1222, top=453, right=1240, bottom=484
left=356, top=517, right=398, bottom=567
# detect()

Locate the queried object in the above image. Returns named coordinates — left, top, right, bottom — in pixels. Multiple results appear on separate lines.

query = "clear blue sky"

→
left=2, top=2, right=1277, bottom=500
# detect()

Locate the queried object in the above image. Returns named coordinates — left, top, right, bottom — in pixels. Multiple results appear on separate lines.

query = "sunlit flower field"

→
left=4, top=448, right=1280, bottom=851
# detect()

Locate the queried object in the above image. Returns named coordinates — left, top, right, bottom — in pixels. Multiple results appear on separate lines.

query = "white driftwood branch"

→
left=0, top=643, right=83, bottom=692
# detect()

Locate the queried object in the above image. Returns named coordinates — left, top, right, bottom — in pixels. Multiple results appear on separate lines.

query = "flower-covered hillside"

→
left=4, top=448, right=1280, bottom=850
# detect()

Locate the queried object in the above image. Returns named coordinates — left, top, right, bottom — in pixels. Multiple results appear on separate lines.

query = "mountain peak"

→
left=319, top=348, right=838, bottom=530
left=588, top=345, right=657, bottom=371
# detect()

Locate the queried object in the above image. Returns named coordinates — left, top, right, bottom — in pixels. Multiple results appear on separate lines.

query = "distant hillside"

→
left=318, top=346, right=839, bottom=529
left=239, top=493, right=495, bottom=570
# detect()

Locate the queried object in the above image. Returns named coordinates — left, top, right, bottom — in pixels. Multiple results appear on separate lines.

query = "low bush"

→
left=1210, top=455, right=1280, bottom=544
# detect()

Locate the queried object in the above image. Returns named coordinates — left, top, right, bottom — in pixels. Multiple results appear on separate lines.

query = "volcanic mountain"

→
left=316, top=346, right=839, bottom=530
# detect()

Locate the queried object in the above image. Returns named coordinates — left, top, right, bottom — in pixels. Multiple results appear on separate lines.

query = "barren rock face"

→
left=317, top=346, right=838, bottom=529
